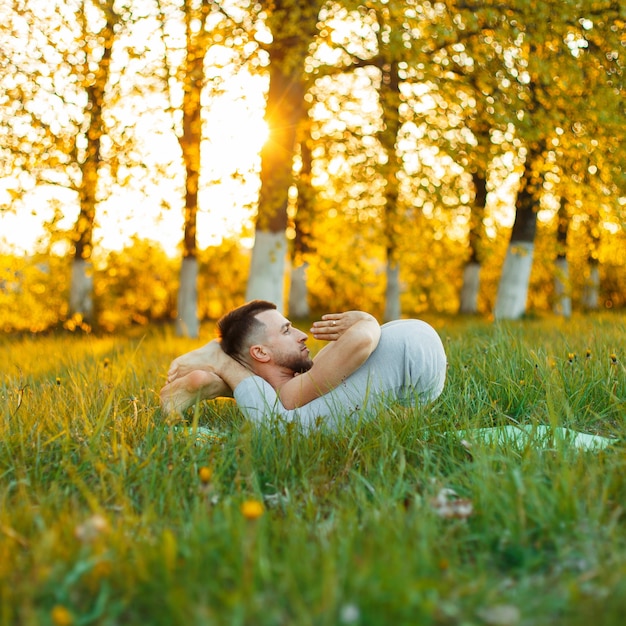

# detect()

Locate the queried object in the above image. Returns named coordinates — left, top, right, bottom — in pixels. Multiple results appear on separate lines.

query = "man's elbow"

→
left=351, top=328, right=380, bottom=362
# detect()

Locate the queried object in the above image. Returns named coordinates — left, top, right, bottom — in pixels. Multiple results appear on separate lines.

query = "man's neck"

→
left=253, top=364, right=297, bottom=392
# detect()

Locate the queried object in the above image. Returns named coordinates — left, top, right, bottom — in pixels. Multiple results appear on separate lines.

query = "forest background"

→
left=0, top=0, right=624, bottom=336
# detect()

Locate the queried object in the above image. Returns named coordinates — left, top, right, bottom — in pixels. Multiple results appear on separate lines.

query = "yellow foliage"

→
left=0, top=253, right=69, bottom=333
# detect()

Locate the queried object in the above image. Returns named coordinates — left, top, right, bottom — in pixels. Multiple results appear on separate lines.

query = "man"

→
left=160, top=300, right=447, bottom=431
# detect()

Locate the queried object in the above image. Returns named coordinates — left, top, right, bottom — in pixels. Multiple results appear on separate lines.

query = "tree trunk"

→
left=247, top=230, right=289, bottom=307
left=289, top=135, right=314, bottom=319
left=69, top=258, right=94, bottom=323
left=460, top=262, right=481, bottom=315
left=289, top=262, right=310, bottom=319
left=582, top=260, right=600, bottom=310
left=495, top=242, right=535, bottom=320
left=173, top=3, right=209, bottom=337
left=379, top=60, right=403, bottom=322
left=176, top=256, right=199, bottom=337
left=246, top=1, right=322, bottom=311
left=553, top=257, right=571, bottom=317
left=553, top=202, right=571, bottom=317
left=69, top=6, right=117, bottom=325
left=459, top=172, right=488, bottom=314
left=495, top=145, right=543, bottom=320
left=582, top=217, right=601, bottom=310
left=246, top=64, right=304, bottom=310
left=384, top=261, right=401, bottom=321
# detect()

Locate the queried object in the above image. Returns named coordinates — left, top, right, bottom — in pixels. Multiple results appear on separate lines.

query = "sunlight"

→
left=0, top=65, right=269, bottom=257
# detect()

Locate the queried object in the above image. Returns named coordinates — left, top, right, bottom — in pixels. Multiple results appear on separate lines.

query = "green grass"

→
left=1, top=313, right=625, bottom=626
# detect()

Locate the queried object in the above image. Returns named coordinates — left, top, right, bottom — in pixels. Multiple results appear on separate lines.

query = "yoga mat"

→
left=454, top=424, right=617, bottom=451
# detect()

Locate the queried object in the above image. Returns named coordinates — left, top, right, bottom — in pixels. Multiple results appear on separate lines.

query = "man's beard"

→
left=276, top=351, right=314, bottom=374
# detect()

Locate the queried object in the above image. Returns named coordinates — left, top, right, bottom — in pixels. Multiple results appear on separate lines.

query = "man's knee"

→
left=383, top=319, right=447, bottom=399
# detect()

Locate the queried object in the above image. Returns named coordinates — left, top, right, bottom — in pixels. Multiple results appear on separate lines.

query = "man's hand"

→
left=311, top=311, right=377, bottom=342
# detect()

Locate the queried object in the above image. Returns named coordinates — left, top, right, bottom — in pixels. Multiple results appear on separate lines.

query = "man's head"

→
left=217, top=300, right=313, bottom=374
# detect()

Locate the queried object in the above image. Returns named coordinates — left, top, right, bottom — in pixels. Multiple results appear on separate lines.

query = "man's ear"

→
left=249, top=344, right=270, bottom=363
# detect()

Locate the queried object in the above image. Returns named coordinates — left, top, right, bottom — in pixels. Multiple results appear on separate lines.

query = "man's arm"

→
left=277, top=311, right=381, bottom=409
left=163, top=312, right=381, bottom=414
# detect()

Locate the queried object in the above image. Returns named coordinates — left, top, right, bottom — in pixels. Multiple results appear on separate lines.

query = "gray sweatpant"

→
left=233, top=319, right=447, bottom=431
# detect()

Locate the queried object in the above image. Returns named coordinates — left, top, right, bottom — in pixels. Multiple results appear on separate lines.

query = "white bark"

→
left=69, top=258, right=94, bottom=322
left=582, top=264, right=600, bottom=310
left=553, top=257, right=572, bottom=317
left=459, top=262, right=481, bottom=314
left=245, top=230, right=287, bottom=312
left=176, top=256, right=199, bottom=338
left=289, top=262, right=310, bottom=319
left=494, top=242, right=534, bottom=320
left=384, top=262, right=401, bottom=322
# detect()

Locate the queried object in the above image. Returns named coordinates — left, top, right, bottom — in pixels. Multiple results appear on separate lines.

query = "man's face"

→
left=255, top=309, right=313, bottom=373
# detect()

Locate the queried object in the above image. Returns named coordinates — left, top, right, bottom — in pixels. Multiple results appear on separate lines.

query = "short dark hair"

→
left=217, top=300, right=277, bottom=361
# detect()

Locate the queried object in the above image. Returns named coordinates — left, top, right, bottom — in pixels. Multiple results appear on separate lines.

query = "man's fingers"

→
left=311, top=325, right=341, bottom=341
left=311, top=313, right=347, bottom=340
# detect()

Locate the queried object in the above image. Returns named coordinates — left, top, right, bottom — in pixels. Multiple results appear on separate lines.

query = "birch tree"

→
left=0, top=0, right=168, bottom=328
left=156, top=0, right=217, bottom=338
left=0, top=0, right=130, bottom=326
left=310, top=1, right=438, bottom=320
left=288, top=133, right=315, bottom=319
left=492, top=0, right=624, bottom=319
left=494, top=139, right=546, bottom=319
left=553, top=199, right=572, bottom=317
left=70, top=2, right=121, bottom=324
left=245, top=0, right=325, bottom=311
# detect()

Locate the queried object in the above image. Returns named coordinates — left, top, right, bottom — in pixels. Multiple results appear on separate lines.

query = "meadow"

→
left=1, top=313, right=625, bottom=626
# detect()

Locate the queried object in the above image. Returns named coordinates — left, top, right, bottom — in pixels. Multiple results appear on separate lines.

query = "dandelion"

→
left=51, top=605, right=73, bottom=626
left=610, top=353, right=618, bottom=364
left=198, top=466, right=213, bottom=484
left=586, top=349, right=591, bottom=359
left=240, top=499, right=264, bottom=520
left=103, top=358, right=110, bottom=368
left=74, top=514, right=109, bottom=544
left=56, top=377, right=61, bottom=386
left=519, top=379, right=525, bottom=387
left=568, top=353, right=576, bottom=364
